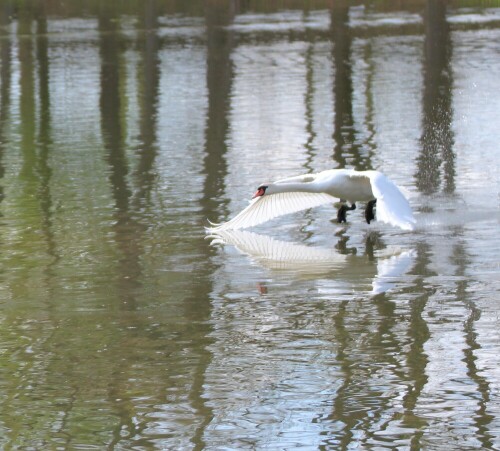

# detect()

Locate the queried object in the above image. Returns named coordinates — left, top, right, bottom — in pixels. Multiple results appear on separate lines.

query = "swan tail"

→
left=368, top=171, right=416, bottom=231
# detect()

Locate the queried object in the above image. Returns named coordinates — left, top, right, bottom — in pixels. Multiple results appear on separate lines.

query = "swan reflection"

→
left=208, top=229, right=415, bottom=294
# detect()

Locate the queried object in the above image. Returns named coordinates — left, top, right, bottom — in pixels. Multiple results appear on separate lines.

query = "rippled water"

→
left=0, top=2, right=499, bottom=449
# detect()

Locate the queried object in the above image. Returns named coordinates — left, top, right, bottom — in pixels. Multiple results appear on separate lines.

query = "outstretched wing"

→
left=368, top=172, right=416, bottom=231
left=206, top=191, right=335, bottom=232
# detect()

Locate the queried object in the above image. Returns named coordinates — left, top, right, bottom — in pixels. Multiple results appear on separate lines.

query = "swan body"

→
left=207, top=169, right=416, bottom=232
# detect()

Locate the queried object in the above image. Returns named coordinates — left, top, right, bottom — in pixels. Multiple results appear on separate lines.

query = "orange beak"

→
left=252, top=187, right=266, bottom=199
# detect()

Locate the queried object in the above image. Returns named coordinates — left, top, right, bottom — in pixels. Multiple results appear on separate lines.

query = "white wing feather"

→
left=368, top=172, right=416, bottom=231
left=206, top=191, right=335, bottom=232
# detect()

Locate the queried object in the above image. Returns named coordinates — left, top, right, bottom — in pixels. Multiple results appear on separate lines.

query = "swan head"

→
left=252, top=185, right=269, bottom=198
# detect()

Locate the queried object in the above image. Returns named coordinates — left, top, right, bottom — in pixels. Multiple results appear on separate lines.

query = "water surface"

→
left=0, top=1, right=499, bottom=449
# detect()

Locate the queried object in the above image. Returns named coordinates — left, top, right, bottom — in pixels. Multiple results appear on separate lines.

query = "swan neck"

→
left=270, top=181, right=320, bottom=194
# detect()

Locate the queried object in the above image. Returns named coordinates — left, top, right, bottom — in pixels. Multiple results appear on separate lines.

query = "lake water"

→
left=0, top=1, right=499, bottom=449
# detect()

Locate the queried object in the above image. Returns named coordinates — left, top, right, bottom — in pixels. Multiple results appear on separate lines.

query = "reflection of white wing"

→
left=208, top=229, right=346, bottom=270
left=209, top=230, right=415, bottom=294
left=206, top=192, right=335, bottom=232
left=372, top=250, right=416, bottom=294
left=368, top=172, right=416, bottom=231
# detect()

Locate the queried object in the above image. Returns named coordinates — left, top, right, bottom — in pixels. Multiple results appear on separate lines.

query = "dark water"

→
left=0, top=1, right=499, bottom=449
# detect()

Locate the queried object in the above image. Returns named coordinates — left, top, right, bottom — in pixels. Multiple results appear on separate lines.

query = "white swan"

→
left=207, top=169, right=416, bottom=232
